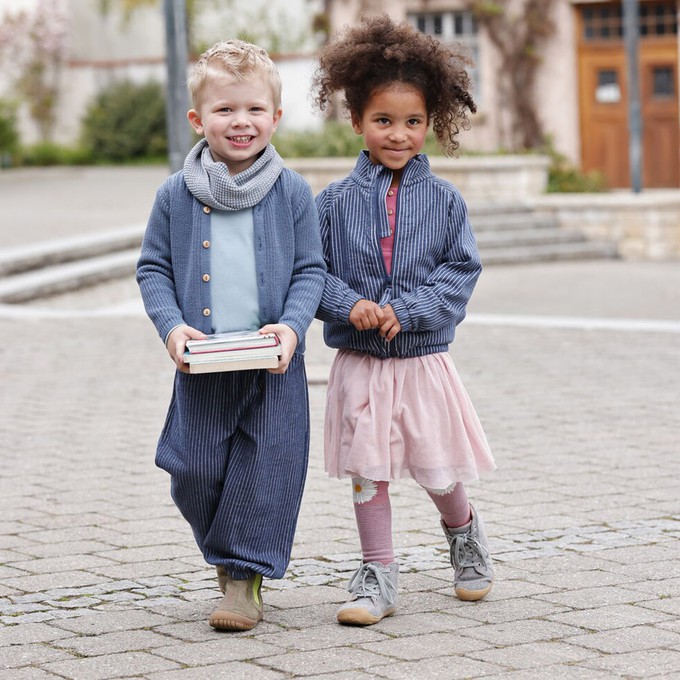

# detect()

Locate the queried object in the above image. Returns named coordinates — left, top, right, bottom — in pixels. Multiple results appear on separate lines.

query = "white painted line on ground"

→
left=466, top=313, right=680, bottom=334
left=1, top=303, right=679, bottom=334
left=0, top=299, right=146, bottom=319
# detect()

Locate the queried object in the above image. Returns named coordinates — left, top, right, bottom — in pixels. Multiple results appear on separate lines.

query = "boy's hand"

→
left=349, top=299, right=385, bottom=331
left=378, top=304, right=401, bottom=341
left=259, top=324, right=298, bottom=374
left=167, top=324, right=207, bottom=373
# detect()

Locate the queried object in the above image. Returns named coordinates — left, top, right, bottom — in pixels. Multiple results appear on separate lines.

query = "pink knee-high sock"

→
left=426, top=483, right=471, bottom=528
left=352, top=479, right=394, bottom=566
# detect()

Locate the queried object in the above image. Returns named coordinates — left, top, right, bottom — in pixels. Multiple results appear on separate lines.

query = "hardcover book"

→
left=184, top=331, right=281, bottom=373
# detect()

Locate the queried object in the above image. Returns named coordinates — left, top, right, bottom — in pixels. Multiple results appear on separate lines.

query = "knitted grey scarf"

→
left=183, top=139, right=285, bottom=210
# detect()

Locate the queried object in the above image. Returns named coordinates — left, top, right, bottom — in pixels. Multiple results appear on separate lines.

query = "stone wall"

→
left=287, top=154, right=551, bottom=201
left=288, top=154, right=680, bottom=260
left=532, top=192, right=680, bottom=261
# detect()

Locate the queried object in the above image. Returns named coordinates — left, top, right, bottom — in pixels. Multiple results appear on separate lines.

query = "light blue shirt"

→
left=209, top=208, right=260, bottom=333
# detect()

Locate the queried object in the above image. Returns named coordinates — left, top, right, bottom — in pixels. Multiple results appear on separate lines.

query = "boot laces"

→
left=347, top=562, right=398, bottom=605
left=451, top=533, right=489, bottom=571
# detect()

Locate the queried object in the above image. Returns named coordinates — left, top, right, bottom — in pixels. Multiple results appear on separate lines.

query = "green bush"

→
left=273, top=121, right=364, bottom=158
left=19, top=142, right=92, bottom=166
left=548, top=161, right=608, bottom=193
left=0, top=99, right=20, bottom=167
left=81, top=80, right=167, bottom=162
left=542, top=143, right=608, bottom=193
left=274, top=121, right=447, bottom=158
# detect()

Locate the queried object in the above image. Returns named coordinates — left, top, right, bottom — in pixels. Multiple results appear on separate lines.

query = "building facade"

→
left=1, top=0, right=678, bottom=188
left=327, top=0, right=679, bottom=188
left=0, top=0, right=323, bottom=147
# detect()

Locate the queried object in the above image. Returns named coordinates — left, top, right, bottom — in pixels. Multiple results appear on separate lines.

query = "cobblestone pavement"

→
left=1, top=167, right=680, bottom=678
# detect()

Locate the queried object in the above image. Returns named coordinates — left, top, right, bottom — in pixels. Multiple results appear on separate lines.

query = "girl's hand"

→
left=167, top=324, right=208, bottom=373
left=379, top=304, right=401, bottom=341
left=349, top=299, right=385, bottom=331
left=260, top=323, right=298, bottom=374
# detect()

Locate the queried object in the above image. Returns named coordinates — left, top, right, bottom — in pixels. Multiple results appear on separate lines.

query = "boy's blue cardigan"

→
left=137, top=168, right=326, bottom=353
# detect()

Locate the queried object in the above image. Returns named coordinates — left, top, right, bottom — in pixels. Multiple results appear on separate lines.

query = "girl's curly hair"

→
left=312, top=14, right=477, bottom=155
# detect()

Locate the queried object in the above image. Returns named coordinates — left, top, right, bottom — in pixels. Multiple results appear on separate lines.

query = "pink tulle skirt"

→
left=324, top=349, right=496, bottom=490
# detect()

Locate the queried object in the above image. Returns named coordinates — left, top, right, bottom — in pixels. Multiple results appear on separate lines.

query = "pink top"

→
left=381, top=187, right=397, bottom=274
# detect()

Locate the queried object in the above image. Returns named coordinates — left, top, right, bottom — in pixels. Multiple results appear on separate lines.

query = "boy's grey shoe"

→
left=209, top=572, right=263, bottom=631
left=441, top=504, right=494, bottom=601
left=337, top=561, right=399, bottom=625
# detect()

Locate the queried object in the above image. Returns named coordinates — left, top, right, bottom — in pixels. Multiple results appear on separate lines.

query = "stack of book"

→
left=183, top=330, right=281, bottom=374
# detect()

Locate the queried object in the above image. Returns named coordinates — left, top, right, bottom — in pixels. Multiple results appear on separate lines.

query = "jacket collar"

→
left=349, top=150, right=432, bottom=189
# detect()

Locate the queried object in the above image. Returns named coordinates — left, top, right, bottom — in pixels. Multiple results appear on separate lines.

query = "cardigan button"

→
left=202, top=274, right=210, bottom=282
left=202, top=308, right=211, bottom=316
left=202, top=240, right=211, bottom=248
left=203, top=205, right=211, bottom=214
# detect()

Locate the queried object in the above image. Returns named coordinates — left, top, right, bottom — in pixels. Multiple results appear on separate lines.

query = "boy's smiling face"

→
left=188, top=73, right=282, bottom=175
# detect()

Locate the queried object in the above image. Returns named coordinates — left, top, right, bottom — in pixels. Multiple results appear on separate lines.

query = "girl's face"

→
left=351, top=83, right=429, bottom=181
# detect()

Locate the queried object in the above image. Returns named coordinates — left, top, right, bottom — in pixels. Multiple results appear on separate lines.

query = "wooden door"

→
left=579, top=47, right=630, bottom=187
left=641, top=43, right=679, bottom=187
left=576, top=1, right=680, bottom=188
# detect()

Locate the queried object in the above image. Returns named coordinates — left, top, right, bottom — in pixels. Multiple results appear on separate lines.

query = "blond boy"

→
left=137, top=41, right=325, bottom=630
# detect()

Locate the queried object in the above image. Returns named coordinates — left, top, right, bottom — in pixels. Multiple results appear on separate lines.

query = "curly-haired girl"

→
left=312, top=14, right=496, bottom=626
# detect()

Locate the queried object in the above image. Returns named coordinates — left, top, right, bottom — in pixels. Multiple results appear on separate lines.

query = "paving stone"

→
left=94, top=544, right=197, bottom=564
left=50, top=609, right=174, bottom=635
left=467, top=640, right=598, bottom=670
left=567, top=624, right=680, bottom=653
left=546, top=603, right=674, bottom=631
left=461, top=619, right=585, bottom=646
left=357, top=631, right=490, bottom=660
left=41, top=651, right=181, bottom=680
left=153, top=622, right=225, bottom=643
left=0, top=622, right=73, bottom=647
left=2, top=231, right=680, bottom=679
left=373, top=654, right=504, bottom=679
left=302, top=673, right=383, bottom=680
left=2, top=571, right=108, bottom=594
left=444, top=596, right=569, bottom=625
left=52, top=629, right=175, bottom=656
left=0, top=641, right=75, bottom=669
left=0, top=669, right=66, bottom=679
left=146, top=661, right=286, bottom=679
left=535, top=585, right=654, bottom=609
left=153, top=637, right=284, bottom=665
left=254, top=647, right=391, bottom=676
left=257, top=624, right=389, bottom=652
left=484, top=667, right=617, bottom=679
left=578, top=648, right=680, bottom=677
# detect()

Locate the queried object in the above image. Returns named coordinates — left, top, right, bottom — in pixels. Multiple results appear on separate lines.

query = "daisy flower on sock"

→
left=352, top=477, right=377, bottom=504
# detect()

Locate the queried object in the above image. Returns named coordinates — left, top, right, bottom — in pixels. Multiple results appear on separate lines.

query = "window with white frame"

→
left=408, top=10, right=481, bottom=104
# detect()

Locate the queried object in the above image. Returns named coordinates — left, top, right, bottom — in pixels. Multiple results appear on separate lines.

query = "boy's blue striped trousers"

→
left=155, top=354, right=309, bottom=579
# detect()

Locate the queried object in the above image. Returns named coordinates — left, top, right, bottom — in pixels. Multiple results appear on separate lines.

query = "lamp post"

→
left=623, top=0, right=642, bottom=193
left=163, top=0, right=191, bottom=173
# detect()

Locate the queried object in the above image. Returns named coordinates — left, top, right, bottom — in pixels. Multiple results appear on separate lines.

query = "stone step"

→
left=467, top=202, right=533, bottom=216
left=471, top=212, right=560, bottom=232
left=480, top=240, right=618, bottom=265
left=476, top=227, right=584, bottom=249
left=0, top=203, right=618, bottom=303
left=0, top=249, right=139, bottom=303
left=0, top=224, right=145, bottom=277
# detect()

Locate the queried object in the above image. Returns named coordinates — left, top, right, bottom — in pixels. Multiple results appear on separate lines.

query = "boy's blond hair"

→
left=188, top=40, right=282, bottom=111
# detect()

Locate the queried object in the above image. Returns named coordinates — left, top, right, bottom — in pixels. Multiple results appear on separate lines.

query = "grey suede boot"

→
left=441, top=504, right=494, bottom=601
left=337, top=561, right=399, bottom=625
